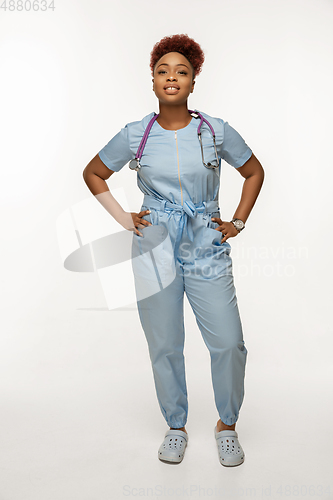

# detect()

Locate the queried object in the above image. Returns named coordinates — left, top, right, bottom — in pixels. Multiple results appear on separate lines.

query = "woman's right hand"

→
left=129, top=210, right=152, bottom=237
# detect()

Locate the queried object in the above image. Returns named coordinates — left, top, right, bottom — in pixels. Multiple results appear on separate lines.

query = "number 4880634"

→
left=0, top=0, right=55, bottom=11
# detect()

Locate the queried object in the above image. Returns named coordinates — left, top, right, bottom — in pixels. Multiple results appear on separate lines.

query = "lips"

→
left=164, top=86, right=180, bottom=94
left=164, top=84, right=180, bottom=90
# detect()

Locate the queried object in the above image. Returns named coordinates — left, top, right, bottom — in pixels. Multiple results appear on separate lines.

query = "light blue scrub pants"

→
left=132, top=194, right=248, bottom=428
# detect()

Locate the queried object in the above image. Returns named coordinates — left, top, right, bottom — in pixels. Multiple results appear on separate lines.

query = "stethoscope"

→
left=129, top=109, right=220, bottom=171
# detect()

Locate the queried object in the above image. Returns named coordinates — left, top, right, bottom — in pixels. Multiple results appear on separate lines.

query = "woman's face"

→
left=152, top=52, right=195, bottom=106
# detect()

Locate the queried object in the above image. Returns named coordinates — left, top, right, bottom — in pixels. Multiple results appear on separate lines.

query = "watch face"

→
left=234, top=219, right=244, bottom=230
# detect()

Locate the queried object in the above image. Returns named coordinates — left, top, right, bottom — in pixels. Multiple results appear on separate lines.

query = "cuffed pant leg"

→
left=136, top=270, right=188, bottom=428
left=184, top=270, right=248, bottom=426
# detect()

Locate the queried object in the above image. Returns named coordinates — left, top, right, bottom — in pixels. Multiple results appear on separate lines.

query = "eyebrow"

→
left=157, top=63, right=189, bottom=69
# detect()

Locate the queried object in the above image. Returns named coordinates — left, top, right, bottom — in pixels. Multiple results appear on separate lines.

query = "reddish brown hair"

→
left=150, top=34, right=205, bottom=80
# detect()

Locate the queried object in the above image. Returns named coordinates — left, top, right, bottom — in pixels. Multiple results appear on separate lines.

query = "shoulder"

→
left=196, top=109, right=225, bottom=125
left=195, top=109, right=225, bottom=140
left=121, top=111, right=156, bottom=150
left=124, top=111, right=156, bottom=135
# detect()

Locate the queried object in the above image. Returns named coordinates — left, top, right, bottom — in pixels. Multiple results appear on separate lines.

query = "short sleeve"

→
left=98, top=124, right=133, bottom=172
left=219, top=120, right=252, bottom=169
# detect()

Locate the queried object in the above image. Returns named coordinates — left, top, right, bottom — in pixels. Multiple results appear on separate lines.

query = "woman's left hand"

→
left=211, top=217, right=240, bottom=243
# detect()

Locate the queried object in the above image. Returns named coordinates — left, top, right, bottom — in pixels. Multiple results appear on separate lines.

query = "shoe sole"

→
left=219, top=454, right=245, bottom=467
left=158, top=456, right=184, bottom=464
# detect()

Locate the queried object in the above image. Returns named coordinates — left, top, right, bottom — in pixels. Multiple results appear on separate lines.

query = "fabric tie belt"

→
left=142, top=194, right=220, bottom=256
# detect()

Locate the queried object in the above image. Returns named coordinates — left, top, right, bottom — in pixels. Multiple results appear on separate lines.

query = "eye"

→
left=157, top=70, right=188, bottom=75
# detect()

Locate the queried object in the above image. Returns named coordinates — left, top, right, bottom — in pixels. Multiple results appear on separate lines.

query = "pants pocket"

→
left=131, top=215, right=176, bottom=301
left=204, top=211, right=232, bottom=255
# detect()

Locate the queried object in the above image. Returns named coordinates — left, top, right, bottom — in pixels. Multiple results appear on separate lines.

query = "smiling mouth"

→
left=164, top=87, right=180, bottom=93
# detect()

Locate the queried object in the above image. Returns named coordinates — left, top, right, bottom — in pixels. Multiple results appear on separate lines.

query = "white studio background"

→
left=0, top=0, right=332, bottom=498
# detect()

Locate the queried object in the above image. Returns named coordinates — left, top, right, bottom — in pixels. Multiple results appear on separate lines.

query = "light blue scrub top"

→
left=98, top=110, right=252, bottom=206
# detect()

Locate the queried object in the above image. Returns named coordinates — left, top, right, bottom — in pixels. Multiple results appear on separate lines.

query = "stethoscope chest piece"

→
left=129, top=158, right=140, bottom=171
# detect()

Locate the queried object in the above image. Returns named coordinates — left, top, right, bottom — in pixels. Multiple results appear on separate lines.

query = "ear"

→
left=191, top=80, right=195, bottom=93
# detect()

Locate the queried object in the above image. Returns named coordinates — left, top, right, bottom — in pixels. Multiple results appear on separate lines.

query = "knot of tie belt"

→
left=177, top=199, right=204, bottom=242
left=182, top=199, right=199, bottom=219
left=142, top=195, right=220, bottom=257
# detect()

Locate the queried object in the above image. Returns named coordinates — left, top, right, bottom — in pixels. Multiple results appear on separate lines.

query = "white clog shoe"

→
left=214, top=427, right=245, bottom=467
left=158, top=429, right=188, bottom=463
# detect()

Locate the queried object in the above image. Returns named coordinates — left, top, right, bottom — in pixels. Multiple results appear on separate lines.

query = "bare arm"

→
left=232, top=153, right=265, bottom=223
left=83, top=153, right=115, bottom=195
left=82, top=154, right=151, bottom=236
left=212, top=153, right=265, bottom=243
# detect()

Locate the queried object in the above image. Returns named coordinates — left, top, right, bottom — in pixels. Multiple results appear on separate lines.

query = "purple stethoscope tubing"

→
left=129, top=109, right=220, bottom=171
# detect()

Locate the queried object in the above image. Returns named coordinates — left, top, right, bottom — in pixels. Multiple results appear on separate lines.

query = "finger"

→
left=136, top=219, right=152, bottom=229
left=138, top=210, right=152, bottom=226
left=129, top=226, right=143, bottom=237
left=221, top=233, right=229, bottom=243
left=211, top=217, right=222, bottom=225
left=140, top=218, right=152, bottom=226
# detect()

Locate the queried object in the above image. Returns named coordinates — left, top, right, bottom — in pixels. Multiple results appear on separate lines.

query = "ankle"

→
left=217, top=419, right=236, bottom=431
left=170, top=426, right=187, bottom=434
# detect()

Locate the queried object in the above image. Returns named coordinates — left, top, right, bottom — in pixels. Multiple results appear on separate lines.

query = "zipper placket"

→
left=175, top=130, right=183, bottom=206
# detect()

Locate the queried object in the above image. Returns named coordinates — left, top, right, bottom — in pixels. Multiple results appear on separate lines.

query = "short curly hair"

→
left=150, top=34, right=205, bottom=80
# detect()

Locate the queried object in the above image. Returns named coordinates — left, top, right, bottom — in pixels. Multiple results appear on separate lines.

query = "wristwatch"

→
left=231, top=218, right=245, bottom=232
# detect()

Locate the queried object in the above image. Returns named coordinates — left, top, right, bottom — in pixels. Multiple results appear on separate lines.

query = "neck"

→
left=157, top=103, right=192, bottom=127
